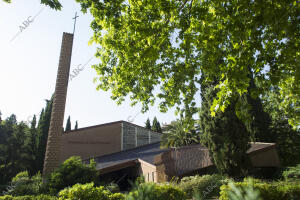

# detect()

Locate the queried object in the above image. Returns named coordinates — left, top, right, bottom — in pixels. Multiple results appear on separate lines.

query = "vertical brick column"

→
left=43, top=33, right=74, bottom=179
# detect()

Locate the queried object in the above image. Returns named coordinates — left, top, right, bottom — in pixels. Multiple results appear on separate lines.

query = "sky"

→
left=0, top=0, right=186, bottom=128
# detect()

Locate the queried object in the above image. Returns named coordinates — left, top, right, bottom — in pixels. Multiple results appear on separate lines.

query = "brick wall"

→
left=43, top=33, right=74, bottom=178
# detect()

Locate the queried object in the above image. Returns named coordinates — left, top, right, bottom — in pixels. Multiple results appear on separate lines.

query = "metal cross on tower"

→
left=72, top=12, right=79, bottom=34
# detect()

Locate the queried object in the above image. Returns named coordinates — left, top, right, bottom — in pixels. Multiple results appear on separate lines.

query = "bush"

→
left=219, top=178, right=300, bottom=200
left=125, top=183, right=186, bottom=200
left=45, top=156, right=99, bottom=195
left=58, top=183, right=124, bottom=200
left=226, top=180, right=262, bottom=200
left=282, top=164, right=300, bottom=181
left=0, top=195, right=56, bottom=200
left=2, top=172, right=42, bottom=196
left=105, top=183, right=120, bottom=193
left=178, top=174, right=229, bottom=199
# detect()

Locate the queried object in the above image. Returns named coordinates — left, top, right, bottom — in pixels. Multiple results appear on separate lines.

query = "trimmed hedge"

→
left=178, top=174, right=229, bottom=199
left=58, top=183, right=124, bottom=200
left=282, top=164, right=300, bottom=181
left=125, top=183, right=186, bottom=200
left=0, top=195, right=56, bottom=200
left=219, top=179, right=300, bottom=200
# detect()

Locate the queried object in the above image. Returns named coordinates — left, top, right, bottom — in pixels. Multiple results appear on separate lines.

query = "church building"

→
left=42, top=32, right=280, bottom=188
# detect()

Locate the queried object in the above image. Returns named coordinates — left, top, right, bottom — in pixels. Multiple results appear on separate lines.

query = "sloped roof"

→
left=93, top=142, right=169, bottom=170
left=247, top=142, right=276, bottom=154
left=90, top=142, right=277, bottom=172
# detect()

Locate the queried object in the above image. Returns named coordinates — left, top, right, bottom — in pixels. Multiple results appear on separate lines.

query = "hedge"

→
left=58, top=183, right=124, bottom=200
left=125, top=183, right=186, bottom=200
left=178, top=174, right=229, bottom=199
left=0, top=195, right=56, bottom=200
left=219, top=179, right=300, bottom=200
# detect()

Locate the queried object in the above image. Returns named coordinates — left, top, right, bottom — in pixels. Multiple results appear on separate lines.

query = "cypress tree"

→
left=65, top=116, right=71, bottom=131
left=145, top=118, right=151, bottom=130
left=36, top=97, right=53, bottom=172
left=25, top=115, right=38, bottom=174
left=75, top=121, right=78, bottom=130
left=245, top=71, right=273, bottom=142
left=200, top=86, right=251, bottom=177
left=152, top=117, right=162, bottom=133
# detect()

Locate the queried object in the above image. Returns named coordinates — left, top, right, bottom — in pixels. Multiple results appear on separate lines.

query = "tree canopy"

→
left=76, top=0, right=299, bottom=128
left=2, top=0, right=62, bottom=10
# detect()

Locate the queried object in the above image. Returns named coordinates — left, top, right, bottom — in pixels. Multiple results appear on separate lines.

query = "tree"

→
left=0, top=116, right=30, bottom=186
left=76, top=0, right=299, bottom=128
left=260, top=87, right=300, bottom=166
left=45, top=156, right=98, bottom=195
left=145, top=118, right=151, bottom=130
left=161, top=118, right=200, bottom=148
left=152, top=117, right=162, bottom=133
left=0, top=110, right=2, bottom=123
left=244, top=71, right=273, bottom=142
left=2, top=0, right=62, bottom=10
left=74, top=121, right=78, bottom=130
left=65, top=116, right=71, bottom=132
left=200, top=86, right=250, bottom=177
left=36, top=97, right=53, bottom=173
left=25, top=115, right=38, bottom=175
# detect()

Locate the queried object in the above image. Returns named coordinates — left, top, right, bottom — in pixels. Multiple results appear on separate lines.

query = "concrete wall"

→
left=154, top=146, right=212, bottom=182
left=122, top=121, right=161, bottom=150
left=60, top=122, right=122, bottom=162
left=249, top=148, right=281, bottom=167
left=60, top=121, right=161, bottom=163
left=138, top=159, right=157, bottom=182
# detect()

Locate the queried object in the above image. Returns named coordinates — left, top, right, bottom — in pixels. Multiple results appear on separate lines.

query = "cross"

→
left=72, top=12, right=79, bottom=34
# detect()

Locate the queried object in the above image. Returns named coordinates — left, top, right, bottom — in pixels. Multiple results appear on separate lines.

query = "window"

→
left=152, top=172, right=155, bottom=182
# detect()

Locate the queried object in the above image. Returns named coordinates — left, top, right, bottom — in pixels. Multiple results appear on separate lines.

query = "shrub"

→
left=125, top=183, right=186, bottom=200
left=45, top=156, right=99, bottom=195
left=0, top=195, right=56, bottom=200
left=58, top=183, right=124, bottom=200
left=105, top=183, right=120, bottom=193
left=219, top=178, right=300, bottom=200
left=226, top=180, right=262, bottom=200
left=2, top=172, right=42, bottom=196
left=178, top=174, right=229, bottom=199
left=282, top=164, right=300, bottom=181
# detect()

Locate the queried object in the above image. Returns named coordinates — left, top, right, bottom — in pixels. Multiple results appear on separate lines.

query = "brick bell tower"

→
left=42, top=32, right=74, bottom=179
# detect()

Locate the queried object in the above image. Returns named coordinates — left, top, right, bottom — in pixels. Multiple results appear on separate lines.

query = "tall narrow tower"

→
left=43, top=32, right=74, bottom=178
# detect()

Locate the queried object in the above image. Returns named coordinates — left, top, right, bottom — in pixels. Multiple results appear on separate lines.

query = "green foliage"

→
left=58, top=183, right=124, bottom=200
left=4, top=171, right=42, bottom=196
left=77, top=0, right=299, bottom=129
left=219, top=178, right=300, bottom=200
left=65, top=116, right=71, bottom=132
left=74, top=121, right=78, bottom=130
left=45, top=156, right=99, bottom=195
left=161, top=118, right=200, bottom=148
left=36, top=97, right=53, bottom=173
left=200, top=86, right=251, bottom=177
left=145, top=118, right=151, bottom=130
left=282, top=164, right=300, bottom=181
left=261, top=87, right=300, bottom=166
left=105, top=183, right=120, bottom=193
left=125, top=183, right=186, bottom=200
left=0, top=195, right=56, bottom=200
left=178, top=174, right=228, bottom=199
left=0, top=115, right=31, bottom=186
left=2, top=0, right=62, bottom=10
left=226, top=180, right=262, bottom=200
left=152, top=117, right=162, bottom=133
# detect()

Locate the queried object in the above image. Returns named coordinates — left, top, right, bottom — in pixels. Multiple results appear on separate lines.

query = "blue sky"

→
left=0, top=0, right=185, bottom=128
